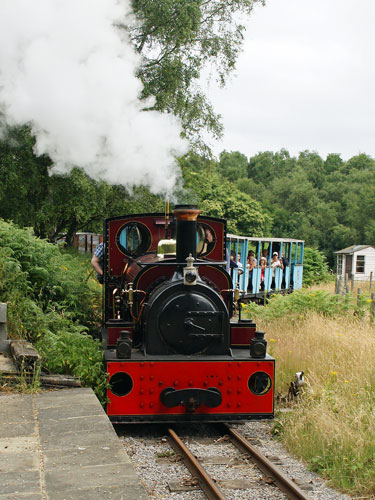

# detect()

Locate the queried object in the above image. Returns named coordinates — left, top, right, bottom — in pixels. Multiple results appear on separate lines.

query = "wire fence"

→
left=335, top=272, right=375, bottom=323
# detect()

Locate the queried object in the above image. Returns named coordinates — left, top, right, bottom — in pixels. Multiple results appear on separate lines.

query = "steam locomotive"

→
left=101, top=206, right=274, bottom=423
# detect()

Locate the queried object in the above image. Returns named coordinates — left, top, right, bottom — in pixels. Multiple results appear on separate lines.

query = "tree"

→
left=180, top=154, right=272, bottom=236
left=324, top=153, right=344, bottom=174
left=36, top=168, right=120, bottom=244
left=297, top=150, right=325, bottom=189
left=128, top=0, right=264, bottom=143
left=0, top=125, right=51, bottom=228
left=235, top=177, right=260, bottom=200
left=38, top=172, right=165, bottom=244
left=303, top=247, right=330, bottom=286
left=0, top=124, right=165, bottom=244
left=218, top=150, right=248, bottom=181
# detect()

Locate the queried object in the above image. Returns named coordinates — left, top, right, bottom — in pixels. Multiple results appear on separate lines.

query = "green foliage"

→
left=243, top=289, right=359, bottom=323
left=128, top=0, right=264, bottom=143
left=0, top=220, right=106, bottom=401
left=36, top=331, right=106, bottom=402
left=180, top=152, right=272, bottom=235
left=0, top=125, right=51, bottom=229
left=303, top=247, right=331, bottom=287
left=218, top=150, right=248, bottom=181
left=245, top=149, right=375, bottom=267
left=0, top=125, right=165, bottom=244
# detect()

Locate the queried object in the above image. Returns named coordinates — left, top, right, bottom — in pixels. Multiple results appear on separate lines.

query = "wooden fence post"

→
left=0, top=303, right=10, bottom=353
left=351, top=277, right=355, bottom=292
left=335, top=276, right=339, bottom=294
left=357, top=288, right=362, bottom=307
left=370, top=272, right=373, bottom=292
left=336, top=279, right=342, bottom=296
left=371, top=293, right=375, bottom=324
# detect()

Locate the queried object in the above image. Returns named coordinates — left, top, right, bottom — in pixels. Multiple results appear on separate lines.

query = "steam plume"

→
left=0, top=0, right=187, bottom=193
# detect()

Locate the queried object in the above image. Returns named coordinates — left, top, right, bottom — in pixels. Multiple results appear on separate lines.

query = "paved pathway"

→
left=0, top=388, right=148, bottom=500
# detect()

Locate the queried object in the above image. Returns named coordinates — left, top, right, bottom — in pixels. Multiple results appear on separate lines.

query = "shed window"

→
left=337, top=255, right=343, bottom=275
left=356, top=255, right=365, bottom=273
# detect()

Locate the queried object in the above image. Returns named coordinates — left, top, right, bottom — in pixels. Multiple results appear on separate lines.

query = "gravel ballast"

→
left=117, top=420, right=351, bottom=500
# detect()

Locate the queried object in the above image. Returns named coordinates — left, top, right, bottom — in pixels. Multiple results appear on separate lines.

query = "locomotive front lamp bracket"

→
left=184, top=254, right=198, bottom=286
left=250, top=330, right=267, bottom=358
left=116, top=330, right=132, bottom=359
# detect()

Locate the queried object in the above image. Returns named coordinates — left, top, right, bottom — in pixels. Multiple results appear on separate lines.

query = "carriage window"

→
left=296, top=243, right=303, bottom=264
left=196, top=223, right=215, bottom=256
left=356, top=255, right=365, bottom=273
left=247, top=244, right=258, bottom=263
left=284, top=243, right=291, bottom=261
left=291, top=243, right=296, bottom=263
left=116, top=222, right=151, bottom=257
left=260, top=242, right=270, bottom=263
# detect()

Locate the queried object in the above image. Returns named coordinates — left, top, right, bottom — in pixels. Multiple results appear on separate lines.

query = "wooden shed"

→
left=335, top=245, right=375, bottom=281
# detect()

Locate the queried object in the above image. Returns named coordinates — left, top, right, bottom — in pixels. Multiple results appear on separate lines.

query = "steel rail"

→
left=224, top=424, right=313, bottom=500
left=167, top=427, right=227, bottom=500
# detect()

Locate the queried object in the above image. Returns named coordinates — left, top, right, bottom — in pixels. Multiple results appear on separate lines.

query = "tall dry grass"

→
left=313, top=278, right=375, bottom=295
left=257, top=310, right=375, bottom=495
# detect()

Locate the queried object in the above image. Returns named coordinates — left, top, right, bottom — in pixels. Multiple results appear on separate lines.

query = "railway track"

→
left=166, top=424, right=312, bottom=500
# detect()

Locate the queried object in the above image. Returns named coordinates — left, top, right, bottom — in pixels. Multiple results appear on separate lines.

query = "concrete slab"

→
left=45, top=462, right=142, bottom=491
left=0, top=436, right=38, bottom=454
left=36, top=402, right=102, bottom=421
left=0, top=470, right=41, bottom=495
left=46, top=484, right=148, bottom=500
left=40, top=427, right=118, bottom=451
left=0, top=421, right=36, bottom=439
left=0, top=449, right=39, bottom=472
left=43, top=443, right=130, bottom=470
left=0, top=394, right=33, bottom=419
left=0, top=493, right=43, bottom=500
left=0, top=436, right=39, bottom=472
left=38, top=414, right=113, bottom=436
left=33, top=387, right=94, bottom=409
left=0, top=389, right=149, bottom=500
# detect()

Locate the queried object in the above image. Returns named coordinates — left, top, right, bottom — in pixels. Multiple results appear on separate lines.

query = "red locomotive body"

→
left=102, top=206, right=274, bottom=423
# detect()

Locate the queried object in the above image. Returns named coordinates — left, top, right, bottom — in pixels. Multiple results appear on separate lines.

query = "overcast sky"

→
left=207, top=0, right=375, bottom=161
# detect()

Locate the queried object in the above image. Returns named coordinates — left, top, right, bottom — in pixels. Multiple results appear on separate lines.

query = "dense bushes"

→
left=243, top=287, right=368, bottom=323
left=0, top=220, right=106, bottom=401
left=303, top=247, right=331, bottom=286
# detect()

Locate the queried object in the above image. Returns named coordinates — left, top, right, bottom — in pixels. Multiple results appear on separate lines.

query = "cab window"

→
left=116, top=222, right=151, bottom=257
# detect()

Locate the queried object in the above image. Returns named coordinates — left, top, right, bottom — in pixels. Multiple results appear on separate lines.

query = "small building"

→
left=335, top=245, right=375, bottom=280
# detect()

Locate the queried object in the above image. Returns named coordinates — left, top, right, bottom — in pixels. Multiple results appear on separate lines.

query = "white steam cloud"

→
left=0, top=0, right=187, bottom=193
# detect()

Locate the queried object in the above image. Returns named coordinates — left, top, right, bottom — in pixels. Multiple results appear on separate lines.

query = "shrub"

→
left=0, top=219, right=106, bottom=401
left=303, top=247, right=331, bottom=286
left=243, top=288, right=364, bottom=324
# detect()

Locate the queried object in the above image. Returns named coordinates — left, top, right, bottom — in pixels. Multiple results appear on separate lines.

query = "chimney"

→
left=173, top=205, right=201, bottom=263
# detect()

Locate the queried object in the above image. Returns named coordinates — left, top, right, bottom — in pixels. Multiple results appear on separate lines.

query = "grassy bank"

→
left=244, top=286, right=375, bottom=495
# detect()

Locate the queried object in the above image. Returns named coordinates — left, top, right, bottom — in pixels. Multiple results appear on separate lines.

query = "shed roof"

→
left=335, top=245, right=374, bottom=254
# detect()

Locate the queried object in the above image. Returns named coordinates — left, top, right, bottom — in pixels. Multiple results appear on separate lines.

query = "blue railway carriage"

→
left=227, top=235, right=304, bottom=300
